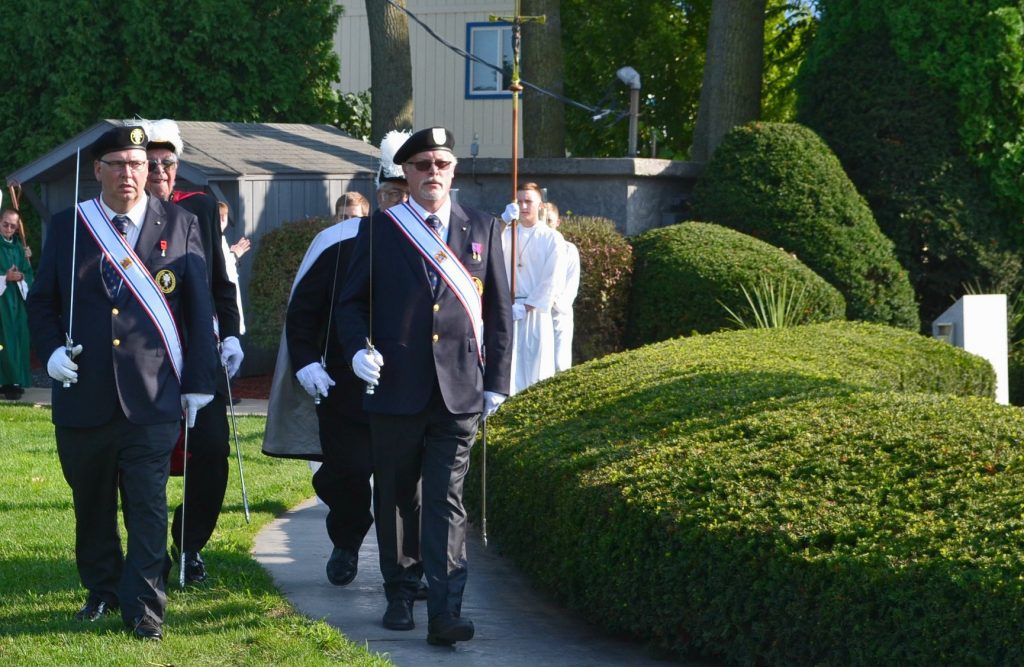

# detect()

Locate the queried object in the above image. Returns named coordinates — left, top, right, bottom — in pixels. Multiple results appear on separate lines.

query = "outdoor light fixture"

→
left=616, top=66, right=641, bottom=156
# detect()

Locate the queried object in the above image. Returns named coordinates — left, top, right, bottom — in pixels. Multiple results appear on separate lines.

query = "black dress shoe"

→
left=74, top=595, right=118, bottom=622
left=382, top=599, right=415, bottom=631
left=326, top=547, right=358, bottom=586
left=427, top=613, right=474, bottom=646
left=182, top=551, right=208, bottom=583
left=414, top=580, right=429, bottom=601
left=131, top=615, right=163, bottom=641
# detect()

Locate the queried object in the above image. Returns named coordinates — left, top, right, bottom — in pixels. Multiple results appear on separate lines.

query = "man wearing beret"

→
left=27, top=125, right=219, bottom=641
left=142, top=118, right=244, bottom=585
left=338, top=127, right=513, bottom=646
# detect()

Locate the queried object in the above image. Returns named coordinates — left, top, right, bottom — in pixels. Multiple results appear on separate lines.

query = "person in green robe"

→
left=0, top=208, right=33, bottom=399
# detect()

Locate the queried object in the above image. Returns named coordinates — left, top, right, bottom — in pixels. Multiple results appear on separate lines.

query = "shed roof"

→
left=7, top=120, right=379, bottom=187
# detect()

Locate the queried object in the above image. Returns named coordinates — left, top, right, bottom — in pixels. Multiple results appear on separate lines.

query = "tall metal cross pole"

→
left=490, top=0, right=544, bottom=299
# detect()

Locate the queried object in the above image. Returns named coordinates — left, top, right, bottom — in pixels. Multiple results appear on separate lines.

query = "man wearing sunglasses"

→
left=141, top=119, right=244, bottom=587
left=26, top=125, right=218, bottom=640
left=338, top=127, right=512, bottom=647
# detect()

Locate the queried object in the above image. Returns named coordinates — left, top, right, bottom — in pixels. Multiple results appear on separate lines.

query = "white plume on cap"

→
left=376, top=130, right=412, bottom=188
left=139, top=118, right=184, bottom=156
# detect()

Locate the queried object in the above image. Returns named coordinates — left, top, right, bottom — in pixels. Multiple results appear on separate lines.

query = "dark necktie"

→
left=102, top=215, right=129, bottom=297
left=426, top=215, right=442, bottom=292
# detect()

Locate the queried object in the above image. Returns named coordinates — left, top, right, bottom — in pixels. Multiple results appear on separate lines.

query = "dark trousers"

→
left=370, top=387, right=478, bottom=620
left=56, top=408, right=177, bottom=625
left=312, top=406, right=374, bottom=553
left=171, top=392, right=230, bottom=553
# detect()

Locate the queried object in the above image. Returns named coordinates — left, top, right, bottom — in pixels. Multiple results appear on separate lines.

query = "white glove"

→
left=483, top=391, right=506, bottom=418
left=351, top=348, right=384, bottom=386
left=47, top=345, right=82, bottom=383
left=181, top=393, right=215, bottom=428
left=512, top=303, right=526, bottom=321
left=220, top=336, right=244, bottom=378
left=501, top=202, right=520, bottom=224
left=296, top=362, right=335, bottom=398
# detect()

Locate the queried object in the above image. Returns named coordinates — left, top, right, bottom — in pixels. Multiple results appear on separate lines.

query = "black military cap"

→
left=392, top=127, right=455, bottom=164
left=91, top=126, right=149, bottom=160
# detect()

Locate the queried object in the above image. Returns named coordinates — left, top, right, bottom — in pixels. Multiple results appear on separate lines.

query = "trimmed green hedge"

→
left=627, top=221, right=846, bottom=347
left=692, top=122, right=920, bottom=331
left=558, top=215, right=633, bottom=363
left=247, top=217, right=331, bottom=349
left=473, top=322, right=1005, bottom=665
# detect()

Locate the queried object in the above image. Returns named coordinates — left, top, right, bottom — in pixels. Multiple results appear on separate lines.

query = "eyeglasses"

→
left=147, top=158, right=178, bottom=172
left=98, top=159, right=148, bottom=172
left=379, top=189, right=408, bottom=204
left=406, top=159, right=454, bottom=172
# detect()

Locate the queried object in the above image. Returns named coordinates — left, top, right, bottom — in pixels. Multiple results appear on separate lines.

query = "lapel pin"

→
left=160, top=240, right=167, bottom=257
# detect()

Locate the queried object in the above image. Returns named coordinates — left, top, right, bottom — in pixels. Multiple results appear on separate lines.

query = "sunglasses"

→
left=147, top=158, right=178, bottom=171
left=406, top=159, right=454, bottom=172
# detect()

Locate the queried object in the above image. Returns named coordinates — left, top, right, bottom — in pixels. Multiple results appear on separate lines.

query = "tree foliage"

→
left=0, top=0, right=342, bottom=179
left=559, top=0, right=817, bottom=158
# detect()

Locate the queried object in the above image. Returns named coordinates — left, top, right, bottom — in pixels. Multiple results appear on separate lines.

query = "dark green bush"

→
left=796, top=17, right=1022, bottom=328
left=471, top=321, right=1004, bottom=665
left=559, top=215, right=633, bottom=363
left=692, top=122, right=920, bottom=331
left=247, top=217, right=331, bottom=349
left=627, top=221, right=846, bottom=347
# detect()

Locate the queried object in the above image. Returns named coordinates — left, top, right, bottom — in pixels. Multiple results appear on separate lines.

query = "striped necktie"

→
left=101, top=215, right=129, bottom=297
left=426, top=215, right=441, bottom=292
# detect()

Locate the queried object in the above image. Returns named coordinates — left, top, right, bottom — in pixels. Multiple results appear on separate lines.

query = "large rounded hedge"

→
left=796, top=16, right=1023, bottom=328
left=247, top=216, right=331, bottom=349
left=692, top=122, right=920, bottom=331
left=627, top=221, right=846, bottom=347
left=472, top=321, right=1005, bottom=665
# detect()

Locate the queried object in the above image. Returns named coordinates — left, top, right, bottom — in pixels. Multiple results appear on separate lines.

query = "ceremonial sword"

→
left=222, top=357, right=251, bottom=523
left=63, top=147, right=82, bottom=389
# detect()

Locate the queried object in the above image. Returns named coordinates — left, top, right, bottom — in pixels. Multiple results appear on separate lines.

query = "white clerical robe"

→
left=551, top=234, right=580, bottom=372
left=502, top=222, right=565, bottom=395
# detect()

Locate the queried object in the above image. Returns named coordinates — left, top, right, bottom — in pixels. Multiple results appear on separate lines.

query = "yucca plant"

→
left=721, top=274, right=810, bottom=329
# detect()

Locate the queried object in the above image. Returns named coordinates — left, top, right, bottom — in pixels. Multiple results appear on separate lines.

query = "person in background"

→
left=500, top=182, right=565, bottom=394
left=543, top=202, right=579, bottom=372
left=142, top=119, right=244, bottom=585
left=26, top=125, right=218, bottom=641
left=0, top=208, right=33, bottom=399
left=338, top=127, right=512, bottom=646
left=334, top=192, right=370, bottom=222
left=217, top=201, right=248, bottom=337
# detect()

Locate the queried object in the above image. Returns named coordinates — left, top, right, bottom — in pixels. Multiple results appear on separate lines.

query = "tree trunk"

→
left=365, top=0, right=414, bottom=145
left=690, top=0, right=767, bottom=162
left=521, top=0, right=566, bottom=158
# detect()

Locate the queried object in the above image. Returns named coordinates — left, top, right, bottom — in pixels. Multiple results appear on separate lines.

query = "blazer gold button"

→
left=432, top=334, right=439, bottom=342
left=112, top=339, right=121, bottom=347
left=112, top=308, right=119, bottom=315
left=433, top=303, right=440, bottom=312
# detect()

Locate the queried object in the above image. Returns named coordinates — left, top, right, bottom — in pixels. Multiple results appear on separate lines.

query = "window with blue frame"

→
left=466, top=22, right=513, bottom=99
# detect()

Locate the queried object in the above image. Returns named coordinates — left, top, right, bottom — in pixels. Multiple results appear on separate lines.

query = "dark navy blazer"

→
left=337, top=203, right=513, bottom=415
left=28, top=196, right=219, bottom=427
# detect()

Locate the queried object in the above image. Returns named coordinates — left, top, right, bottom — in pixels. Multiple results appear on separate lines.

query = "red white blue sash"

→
left=385, top=203, right=483, bottom=362
left=77, top=198, right=184, bottom=381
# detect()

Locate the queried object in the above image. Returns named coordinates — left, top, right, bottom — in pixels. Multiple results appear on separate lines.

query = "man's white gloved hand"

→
left=351, top=348, right=384, bottom=386
left=181, top=393, right=215, bottom=428
left=511, top=303, right=526, bottom=321
left=296, top=362, right=335, bottom=398
left=47, top=345, right=82, bottom=383
left=501, top=202, right=520, bottom=224
left=220, top=336, right=244, bottom=378
left=483, top=391, right=506, bottom=418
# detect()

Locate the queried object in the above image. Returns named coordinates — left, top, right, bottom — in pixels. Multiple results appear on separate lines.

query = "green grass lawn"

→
left=0, top=403, right=392, bottom=666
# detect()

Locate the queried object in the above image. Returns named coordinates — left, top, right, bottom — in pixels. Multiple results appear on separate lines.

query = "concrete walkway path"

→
left=253, top=498, right=694, bottom=666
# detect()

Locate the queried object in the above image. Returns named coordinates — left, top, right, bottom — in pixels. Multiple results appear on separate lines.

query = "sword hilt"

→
left=62, top=334, right=74, bottom=389
left=364, top=338, right=377, bottom=395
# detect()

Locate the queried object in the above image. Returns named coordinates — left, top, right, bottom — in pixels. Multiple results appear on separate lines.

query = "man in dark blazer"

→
left=337, top=127, right=513, bottom=646
left=26, top=126, right=218, bottom=641
left=143, top=119, right=244, bottom=584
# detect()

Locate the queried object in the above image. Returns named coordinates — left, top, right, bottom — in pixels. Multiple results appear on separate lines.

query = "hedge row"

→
left=627, top=221, right=846, bottom=347
left=472, top=321, right=1002, bottom=665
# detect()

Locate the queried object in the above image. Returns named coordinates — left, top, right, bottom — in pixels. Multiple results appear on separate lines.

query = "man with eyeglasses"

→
left=338, top=127, right=512, bottom=647
left=140, top=119, right=244, bottom=586
left=26, top=125, right=219, bottom=641
left=265, top=130, right=429, bottom=595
